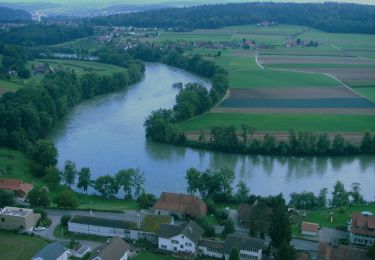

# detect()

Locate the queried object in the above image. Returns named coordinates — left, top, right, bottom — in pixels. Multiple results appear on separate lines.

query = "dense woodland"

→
left=92, top=2, right=375, bottom=34
left=0, top=24, right=94, bottom=46
left=0, top=7, right=31, bottom=23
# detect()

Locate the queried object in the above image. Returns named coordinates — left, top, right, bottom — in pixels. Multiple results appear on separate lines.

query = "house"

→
left=223, top=234, right=264, bottom=260
left=68, top=214, right=172, bottom=243
left=198, top=239, right=225, bottom=259
left=0, top=206, right=40, bottom=232
left=349, top=211, right=375, bottom=246
left=301, top=221, right=319, bottom=236
left=156, top=220, right=204, bottom=254
left=92, top=236, right=130, bottom=260
left=238, top=203, right=253, bottom=226
left=0, top=178, right=33, bottom=198
left=153, top=192, right=207, bottom=219
left=31, top=242, right=69, bottom=260
left=317, top=241, right=370, bottom=260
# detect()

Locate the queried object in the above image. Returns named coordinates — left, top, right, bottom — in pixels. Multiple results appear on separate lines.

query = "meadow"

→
left=0, top=230, right=48, bottom=260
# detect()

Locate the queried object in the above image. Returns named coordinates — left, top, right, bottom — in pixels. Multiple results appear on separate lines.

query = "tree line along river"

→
left=49, top=63, right=375, bottom=200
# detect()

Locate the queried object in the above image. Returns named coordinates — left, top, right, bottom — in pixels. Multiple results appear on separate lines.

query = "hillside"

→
left=0, top=7, right=31, bottom=23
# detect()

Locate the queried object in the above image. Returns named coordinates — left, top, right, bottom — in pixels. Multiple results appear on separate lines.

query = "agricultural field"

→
left=154, top=25, right=375, bottom=134
left=0, top=230, right=48, bottom=260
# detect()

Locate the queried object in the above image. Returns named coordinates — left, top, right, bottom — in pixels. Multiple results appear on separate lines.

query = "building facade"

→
left=349, top=212, right=375, bottom=247
left=0, top=207, right=40, bottom=231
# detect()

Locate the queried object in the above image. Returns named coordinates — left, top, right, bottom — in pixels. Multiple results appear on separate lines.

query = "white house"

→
left=198, top=234, right=264, bottom=260
left=156, top=220, right=204, bottom=254
left=32, top=242, right=69, bottom=260
left=68, top=214, right=172, bottom=243
left=92, top=236, right=130, bottom=260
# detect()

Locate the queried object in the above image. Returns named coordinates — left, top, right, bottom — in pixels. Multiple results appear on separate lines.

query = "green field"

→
left=132, top=252, right=180, bottom=260
left=0, top=79, right=23, bottom=92
left=0, top=230, right=48, bottom=260
left=179, top=113, right=375, bottom=132
left=354, top=87, right=375, bottom=103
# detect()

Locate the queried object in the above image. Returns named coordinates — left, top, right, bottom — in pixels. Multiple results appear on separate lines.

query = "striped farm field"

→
left=178, top=113, right=375, bottom=132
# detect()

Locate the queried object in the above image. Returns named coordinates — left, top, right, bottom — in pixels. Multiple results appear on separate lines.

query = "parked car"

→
left=34, top=226, right=46, bottom=231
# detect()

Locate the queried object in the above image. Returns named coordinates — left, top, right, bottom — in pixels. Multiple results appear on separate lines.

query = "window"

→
left=180, top=245, right=183, bottom=249
left=185, top=242, right=192, bottom=247
left=161, top=245, right=167, bottom=249
left=1, top=218, right=4, bottom=222
left=172, top=240, right=179, bottom=244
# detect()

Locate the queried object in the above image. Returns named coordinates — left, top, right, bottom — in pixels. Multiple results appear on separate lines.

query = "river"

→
left=49, top=63, right=375, bottom=200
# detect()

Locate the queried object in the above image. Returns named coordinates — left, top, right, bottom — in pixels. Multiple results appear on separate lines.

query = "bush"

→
left=54, top=190, right=79, bottom=208
left=60, top=215, right=72, bottom=228
left=196, top=217, right=215, bottom=237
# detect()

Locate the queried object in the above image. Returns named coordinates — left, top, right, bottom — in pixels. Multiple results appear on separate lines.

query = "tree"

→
left=137, top=192, right=156, bottom=209
left=63, top=160, right=77, bottom=188
left=116, top=169, right=135, bottom=199
left=317, top=133, right=331, bottom=155
left=132, top=168, right=145, bottom=198
left=270, top=195, right=291, bottom=248
left=54, top=189, right=79, bottom=208
left=361, top=132, right=373, bottom=153
left=350, top=182, right=365, bottom=204
left=317, top=188, right=328, bottom=208
left=223, top=219, right=235, bottom=235
left=0, top=189, right=15, bottom=207
left=331, top=181, right=349, bottom=207
left=331, top=135, right=346, bottom=155
left=27, top=187, right=49, bottom=207
left=43, top=166, right=61, bottom=189
left=77, top=167, right=91, bottom=194
left=196, top=217, right=215, bottom=237
left=368, top=241, right=375, bottom=260
left=31, top=140, right=58, bottom=169
left=275, top=241, right=296, bottom=260
left=229, top=247, right=239, bottom=260
left=60, top=215, right=71, bottom=228
left=94, top=175, right=119, bottom=198
left=236, top=181, right=250, bottom=203
left=185, top=167, right=202, bottom=195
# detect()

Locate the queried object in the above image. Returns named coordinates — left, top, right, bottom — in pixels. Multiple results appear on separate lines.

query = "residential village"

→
left=0, top=177, right=374, bottom=260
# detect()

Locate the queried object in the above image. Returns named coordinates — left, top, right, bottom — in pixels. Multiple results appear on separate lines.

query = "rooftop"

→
left=0, top=178, right=33, bottom=195
left=156, top=220, right=204, bottom=243
left=301, top=221, right=319, bottom=233
left=351, top=212, right=375, bottom=237
left=0, top=207, right=32, bottom=217
left=96, top=237, right=130, bottom=260
left=32, top=242, right=66, bottom=260
left=223, top=234, right=264, bottom=254
left=318, top=242, right=371, bottom=260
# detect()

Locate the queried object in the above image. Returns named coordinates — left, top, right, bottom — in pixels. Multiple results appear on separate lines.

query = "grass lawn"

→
left=132, top=251, right=180, bottom=260
left=158, top=32, right=232, bottom=42
left=226, top=24, right=307, bottom=36
left=202, top=214, right=220, bottom=225
left=75, top=193, right=139, bottom=211
left=304, top=203, right=375, bottom=229
left=0, top=230, right=48, bottom=260
left=179, top=113, right=375, bottom=132
left=353, top=87, right=375, bottom=103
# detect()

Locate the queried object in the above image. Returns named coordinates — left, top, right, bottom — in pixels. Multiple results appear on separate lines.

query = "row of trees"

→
left=92, top=2, right=375, bottom=34
left=0, top=44, right=31, bottom=79
left=193, top=127, right=375, bottom=156
left=289, top=181, right=365, bottom=210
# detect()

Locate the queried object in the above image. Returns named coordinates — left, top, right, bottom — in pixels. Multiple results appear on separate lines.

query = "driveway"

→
left=291, top=238, right=319, bottom=252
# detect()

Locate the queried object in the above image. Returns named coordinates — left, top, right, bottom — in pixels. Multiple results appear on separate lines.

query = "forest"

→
left=0, top=7, right=31, bottom=23
left=0, top=24, right=94, bottom=46
left=91, top=2, right=375, bottom=34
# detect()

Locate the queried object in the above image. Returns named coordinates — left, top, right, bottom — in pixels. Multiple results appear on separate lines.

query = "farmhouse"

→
left=0, top=178, right=33, bottom=198
left=0, top=206, right=40, bottom=232
left=301, top=221, right=319, bottom=236
left=349, top=211, right=375, bottom=247
left=198, top=239, right=225, bottom=258
left=68, top=214, right=172, bottom=243
left=156, top=220, right=204, bottom=254
left=153, top=192, right=207, bottom=219
left=92, top=236, right=130, bottom=260
left=31, top=241, right=69, bottom=260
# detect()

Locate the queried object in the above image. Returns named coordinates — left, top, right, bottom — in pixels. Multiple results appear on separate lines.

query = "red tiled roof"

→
left=0, top=178, right=33, bottom=195
left=318, top=242, right=370, bottom=260
left=301, top=222, right=319, bottom=233
left=153, top=192, right=207, bottom=218
left=351, top=212, right=375, bottom=237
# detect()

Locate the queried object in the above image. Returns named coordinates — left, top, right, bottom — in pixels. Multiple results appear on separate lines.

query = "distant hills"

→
left=0, top=7, right=31, bottom=22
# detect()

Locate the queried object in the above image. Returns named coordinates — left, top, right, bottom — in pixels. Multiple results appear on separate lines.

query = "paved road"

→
left=291, top=238, right=319, bottom=252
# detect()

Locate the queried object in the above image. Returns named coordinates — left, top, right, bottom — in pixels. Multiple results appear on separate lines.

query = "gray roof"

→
left=69, top=215, right=136, bottom=230
left=156, top=220, right=204, bottom=243
left=198, top=239, right=225, bottom=250
left=96, top=237, right=130, bottom=260
left=32, top=242, right=66, bottom=260
left=223, top=234, right=264, bottom=254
